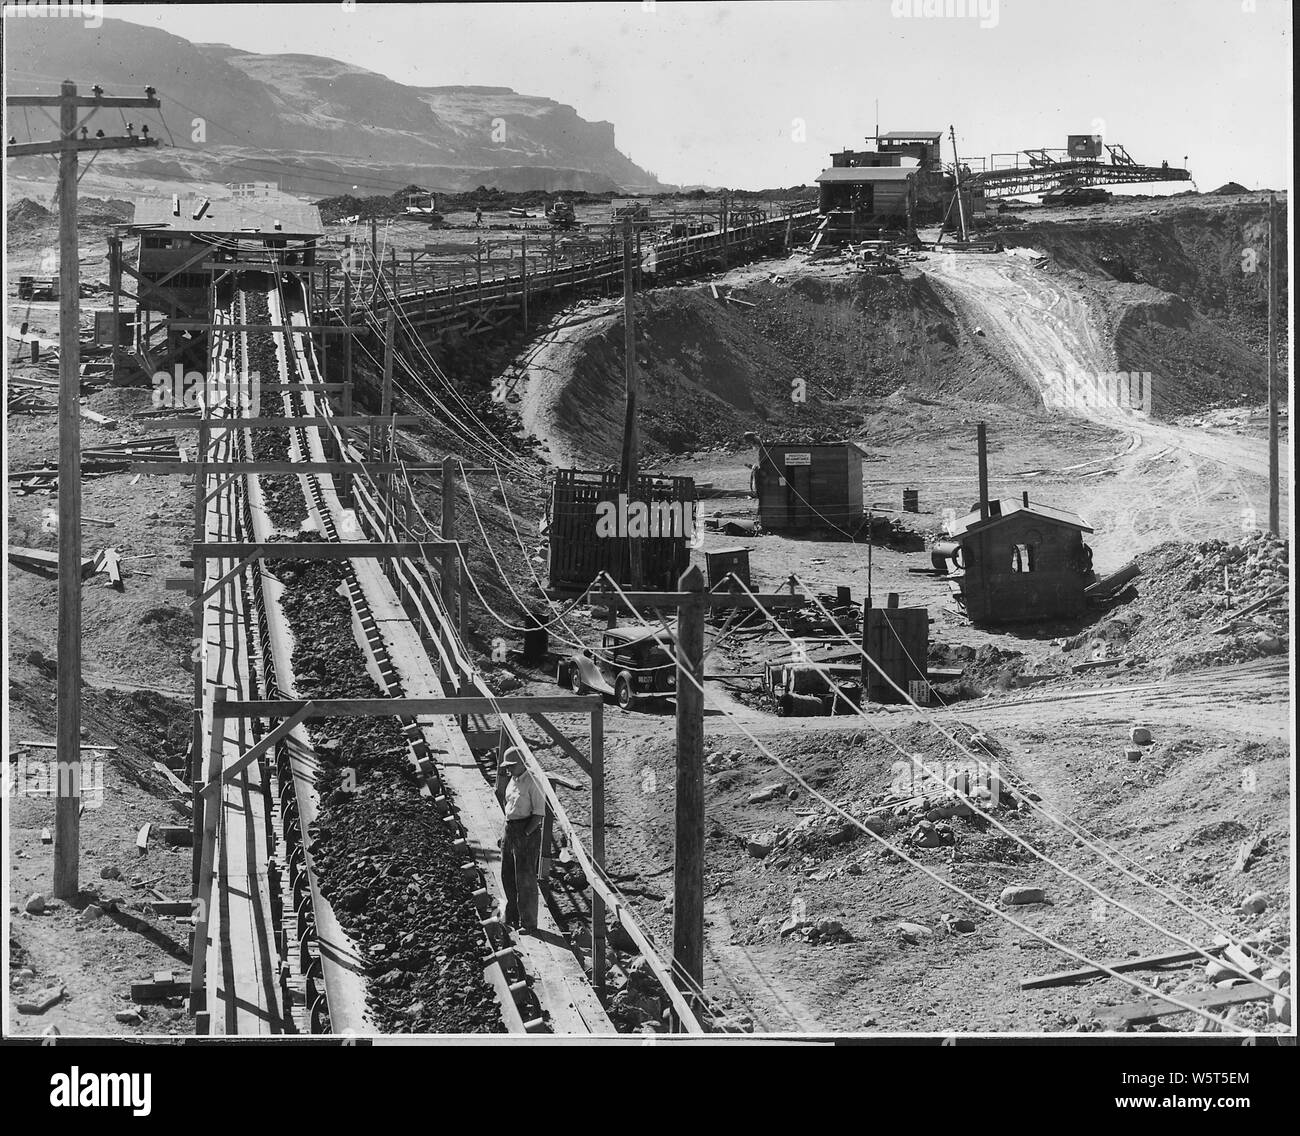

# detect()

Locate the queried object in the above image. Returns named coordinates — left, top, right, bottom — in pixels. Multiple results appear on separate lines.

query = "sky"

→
left=101, top=0, right=1292, bottom=191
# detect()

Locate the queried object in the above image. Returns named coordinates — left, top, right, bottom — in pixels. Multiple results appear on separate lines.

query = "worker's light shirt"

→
left=503, top=769, right=545, bottom=821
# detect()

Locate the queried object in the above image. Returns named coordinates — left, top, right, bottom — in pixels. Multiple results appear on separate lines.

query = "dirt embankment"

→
left=997, top=200, right=1287, bottom=414
left=518, top=271, right=1024, bottom=467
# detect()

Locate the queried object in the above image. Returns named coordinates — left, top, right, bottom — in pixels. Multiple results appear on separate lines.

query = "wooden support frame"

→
left=132, top=461, right=445, bottom=475
left=189, top=688, right=226, bottom=1009
left=144, top=416, right=422, bottom=429
left=164, top=321, right=354, bottom=334
left=191, top=545, right=265, bottom=610
left=193, top=541, right=457, bottom=562
left=215, top=696, right=600, bottom=719
left=198, top=702, right=316, bottom=797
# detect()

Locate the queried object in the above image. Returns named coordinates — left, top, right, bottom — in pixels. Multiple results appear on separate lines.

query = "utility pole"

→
left=949, top=125, right=968, bottom=243
left=7, top=81, right=159, bottom=900
left=1267, top=193, right=1280, bottom=535
left=673, top=565, right=707, bottom=1012
left=619, top=212, right=643, bottom=587
left=606, top=577, right=806, bottom=1021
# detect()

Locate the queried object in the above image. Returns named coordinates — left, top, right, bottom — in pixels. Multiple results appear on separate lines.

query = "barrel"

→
left=787, top=664, right=836, bottom=695
left=931, top=539, right=963, bottom=572
left=781, top=692, right=826, bottom=717
left=903, top=488, right=919, bottom=512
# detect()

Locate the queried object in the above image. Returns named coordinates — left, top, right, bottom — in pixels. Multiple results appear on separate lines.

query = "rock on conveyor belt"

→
left=243, top=291, right=307, bottom=529
left=265, top=546, right=504, bottom=1033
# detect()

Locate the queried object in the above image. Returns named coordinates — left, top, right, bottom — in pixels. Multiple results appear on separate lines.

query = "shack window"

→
left=1012, top=543, right=1035, bottom=572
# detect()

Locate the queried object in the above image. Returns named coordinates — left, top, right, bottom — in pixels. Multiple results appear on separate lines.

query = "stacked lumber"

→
left=7, top=436, right=181, bottom=494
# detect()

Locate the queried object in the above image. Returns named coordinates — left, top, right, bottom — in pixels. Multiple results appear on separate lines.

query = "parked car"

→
left=563, top=627, right=677, bottom=710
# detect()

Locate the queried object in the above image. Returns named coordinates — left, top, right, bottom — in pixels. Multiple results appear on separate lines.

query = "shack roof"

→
left=130, top=196, right=323, bottom=237
left=878, top=131, right=943, bottom=141
left=953, top=499, right=1094, bottom=536
left=762, top=440, right=870, bottom=457
left=815, top=167, right=916, bottom=184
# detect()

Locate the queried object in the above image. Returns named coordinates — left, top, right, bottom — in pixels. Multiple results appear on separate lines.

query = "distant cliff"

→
left=5, top=17, right=662, bottom=194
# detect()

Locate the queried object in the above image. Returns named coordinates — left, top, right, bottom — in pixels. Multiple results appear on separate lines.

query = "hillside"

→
left=4, top=17, right=662, bottom=194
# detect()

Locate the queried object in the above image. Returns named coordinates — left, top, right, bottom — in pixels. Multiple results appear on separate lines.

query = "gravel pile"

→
left=1080, top=532, right=1289, bottom=672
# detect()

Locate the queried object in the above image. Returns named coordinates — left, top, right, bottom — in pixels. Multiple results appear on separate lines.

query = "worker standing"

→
left=475, top=203, right=483, bottom=227
left=496, top=747, right=545, bottom=933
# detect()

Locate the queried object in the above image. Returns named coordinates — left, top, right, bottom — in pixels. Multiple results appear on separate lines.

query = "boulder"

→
left=1000, top=886, right=1047, bottom=906
left=25, top=893, right=45, bottom=915
left=1130, top=726, right=1153, bottom=745
left=1124, top=747, right=1143, bottom=762
left=1240, top=891, right=1269, bottom=915
left=897, top=921, right=933, bottom=943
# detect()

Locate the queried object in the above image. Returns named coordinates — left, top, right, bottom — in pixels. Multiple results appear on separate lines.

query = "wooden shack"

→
left=123, top=193, right=322, bottom=375
left=546, top=468, right=697, bottom=593
left=952, top=496, right=1095, bottom=623
left=754, top=441, right=865, bottom=532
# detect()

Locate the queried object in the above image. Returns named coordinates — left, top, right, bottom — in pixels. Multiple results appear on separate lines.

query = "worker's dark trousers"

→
left=502, top=819, right=542, bottom=930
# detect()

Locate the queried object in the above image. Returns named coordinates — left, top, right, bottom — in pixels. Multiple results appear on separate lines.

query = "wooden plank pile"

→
left=8, top=435, right=181, bottom=494
left=7, top=383, right=57, bottom=415
left=7, top=546, right=96, bottom=577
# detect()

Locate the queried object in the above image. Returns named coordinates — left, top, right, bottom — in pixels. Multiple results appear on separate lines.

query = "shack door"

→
left=787, top=464, right=813, bottom=528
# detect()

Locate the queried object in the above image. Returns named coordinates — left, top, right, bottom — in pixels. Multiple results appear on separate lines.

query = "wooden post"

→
left=1267, top=194, right=1279, bottom=535
left=619, top=214, right=642, bottom=587
left=380, top=311, right=396, bottom=565
left=590, top=703, right=606, bottom=1000
left=476, top=237, right=483, bottom=310
left=977, top=421, right=989, bottom=521
left=108, top=234, right=122, bottom=377
left=190, top=686, right=226, bottom=1012
left=521, top=234, right=528, bottom=331
left=192, top=418, right=209, bottom=887
left=53, top=80, right=82, bottom=900
left=672, top=565, right=706, bottom=1013
left=440, top=456, right=460, bottom=694
left=370, top=214, right=378, bottom=271
left=320, top=262, right=330, bottom=392
left=720, top=191, right=729, bottom=270
left=867, top=509, right=874, bottom=604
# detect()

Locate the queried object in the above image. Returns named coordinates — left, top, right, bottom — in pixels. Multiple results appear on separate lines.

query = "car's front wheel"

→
left=615, top=676, right=636, bottom=711
left=569, top=666, right=584, bottom=694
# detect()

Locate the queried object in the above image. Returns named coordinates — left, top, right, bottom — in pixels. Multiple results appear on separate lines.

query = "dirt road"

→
left=921, top=250, right=1290, bottom=563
